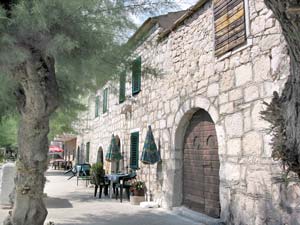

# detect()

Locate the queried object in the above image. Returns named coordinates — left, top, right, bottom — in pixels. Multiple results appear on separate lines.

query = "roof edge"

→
left=158, top=0, right=208, bottom=40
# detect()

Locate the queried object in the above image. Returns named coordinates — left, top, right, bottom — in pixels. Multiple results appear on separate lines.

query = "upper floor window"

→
left=95, top=96, right=99, bottom=118
left=103, top=88, right=108, bottom=114
left=119, top=72, right=126, bottom=103
left=130, top=132, right=139, bottom=170
left=214, top=0, right=247, bottom=57
left=132, top=56, right=141, bottom=95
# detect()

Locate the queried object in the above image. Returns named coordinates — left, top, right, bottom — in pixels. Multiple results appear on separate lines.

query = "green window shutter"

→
left=132, top=56, right=141, bottom=95
left=130, top=132, right=139, bottom=169
left=95, top=96, right=99, bottom=117
left=103, top=88, right=108, bottom=113
left=86, top=142, right=90, bottom=163
left=214, top=0, right=246, bottom=57
left=119, top=72, right=126, bottom=103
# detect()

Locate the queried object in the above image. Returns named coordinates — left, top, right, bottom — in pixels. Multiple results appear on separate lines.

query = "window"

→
left=130, top=132, right=139, bottom=169
left=132, top=57, right=141, bottom=95
left=95, top=96, right=99, bottom=117
left=119, top=72, right=126, bottom=103
left=103, top=88, right=108, bottom=113
left=214, top=0, right=247, bottom=57
left=86, top=142, right=90, bottom=163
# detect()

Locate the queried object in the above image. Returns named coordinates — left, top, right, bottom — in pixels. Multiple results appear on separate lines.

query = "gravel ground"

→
left=1, top=169, right=201, bottom=225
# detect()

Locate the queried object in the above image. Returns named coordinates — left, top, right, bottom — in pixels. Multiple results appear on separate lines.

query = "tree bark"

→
left=264, top=0, right=300, bottom=176
left=4, top=47, right=59, bottom=225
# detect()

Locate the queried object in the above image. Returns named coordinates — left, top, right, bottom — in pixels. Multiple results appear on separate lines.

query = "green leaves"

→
left=0, top=116, right=18, bottom=148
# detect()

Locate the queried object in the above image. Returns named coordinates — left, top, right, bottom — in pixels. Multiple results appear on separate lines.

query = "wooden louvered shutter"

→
left=214, top=0, right=246, bottom=57
left=103, top=88, right=108, bottom=113
left=119, top=72, right=126, bottom=103
left=130, top=132, right=139, bottom=169
left=95, top=96, right=99, bottom=117
left=132, top=57, right=141, bottom=95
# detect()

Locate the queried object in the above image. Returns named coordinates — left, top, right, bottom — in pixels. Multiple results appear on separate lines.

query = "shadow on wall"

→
left=227, top=179, right=300, bottom=225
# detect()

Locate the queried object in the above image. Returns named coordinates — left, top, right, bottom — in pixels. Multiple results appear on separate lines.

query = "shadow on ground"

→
left=45, top=197, right=73, bottom=208
left=46, top=170, right=70, bottom=177
left=50, top=211, right=194, bottom=225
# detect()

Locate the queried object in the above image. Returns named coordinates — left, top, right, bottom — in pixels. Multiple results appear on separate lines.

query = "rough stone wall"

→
left=75, top=0, right=300, bottom=224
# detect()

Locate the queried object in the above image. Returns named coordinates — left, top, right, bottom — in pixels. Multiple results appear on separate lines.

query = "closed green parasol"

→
left=141, top=126, right=160, bottom=164
left=105, top=134, right=122, bottom=162
left=141, top=125, right=160, bottom=204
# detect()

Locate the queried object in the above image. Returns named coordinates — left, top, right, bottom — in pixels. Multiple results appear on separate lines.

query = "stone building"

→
left=75, top=0, right=300, bottom=224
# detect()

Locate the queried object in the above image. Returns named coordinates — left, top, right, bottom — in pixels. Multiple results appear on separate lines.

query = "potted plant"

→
left=129, top=179, right=146, bottom=205
left=90, top=162, right=105, bottom=185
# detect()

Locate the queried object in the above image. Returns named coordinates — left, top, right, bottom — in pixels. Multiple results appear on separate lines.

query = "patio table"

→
left=106, top=173, right=129, bottom=198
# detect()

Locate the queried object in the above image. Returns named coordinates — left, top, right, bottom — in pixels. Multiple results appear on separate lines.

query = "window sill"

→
left=216, top=38, right=253, bottom=62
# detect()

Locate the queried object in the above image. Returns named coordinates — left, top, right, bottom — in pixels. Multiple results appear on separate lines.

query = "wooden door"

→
left=183, top=109, right=220, bottom=218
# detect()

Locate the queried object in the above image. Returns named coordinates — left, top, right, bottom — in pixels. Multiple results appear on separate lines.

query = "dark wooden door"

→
left=183, top=109, right=220, bottom=218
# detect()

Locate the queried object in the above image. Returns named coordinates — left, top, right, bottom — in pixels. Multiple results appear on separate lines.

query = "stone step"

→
left=171, top=206, right=226, bottom=225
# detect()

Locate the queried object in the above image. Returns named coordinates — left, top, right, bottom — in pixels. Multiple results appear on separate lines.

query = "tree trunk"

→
left=4, top=48, right=59, bottom=225
left=264, top=0, right=300, bottom=176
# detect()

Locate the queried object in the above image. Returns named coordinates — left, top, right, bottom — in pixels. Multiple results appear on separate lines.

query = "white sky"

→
left=131, top=0, right=199, bottom=25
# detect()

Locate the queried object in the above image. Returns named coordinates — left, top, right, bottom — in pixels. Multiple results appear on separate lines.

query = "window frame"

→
left=95, top=96, right=100, bottom=118
left=130, top=132, right=139, bottom=170
left=119, top=72, right=126, bottom=103
left=213, top=0, right=250, bottom=58
left=132, top=56, right=141, bottom=95
left=103, top=88, right=108, bottom=114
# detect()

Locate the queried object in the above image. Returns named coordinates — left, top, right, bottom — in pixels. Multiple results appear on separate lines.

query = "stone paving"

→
left=0, top=169, right=201, bottom=225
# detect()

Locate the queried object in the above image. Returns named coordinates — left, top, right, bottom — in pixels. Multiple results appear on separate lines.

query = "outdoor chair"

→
left=115, top=172, right=136, bottom=203
left=64, top=163, right=91, bottom=186
left=93, top=175, right=109, bottom=199
left=76, top=163, right=91, bottom=186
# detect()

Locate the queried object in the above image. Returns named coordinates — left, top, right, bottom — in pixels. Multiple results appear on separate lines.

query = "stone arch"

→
left=165, top=95, right=225, bottom=214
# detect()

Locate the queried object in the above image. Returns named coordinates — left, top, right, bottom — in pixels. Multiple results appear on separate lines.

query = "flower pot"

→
left=133, top=189, right=145, bottom=196
left=130, top=196, right=145, bottom=205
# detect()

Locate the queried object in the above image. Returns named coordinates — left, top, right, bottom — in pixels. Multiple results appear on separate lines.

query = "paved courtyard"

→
left=1, top=170, right=201, bottom=225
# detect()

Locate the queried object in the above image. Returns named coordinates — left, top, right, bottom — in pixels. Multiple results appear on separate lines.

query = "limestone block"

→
left=220, top=70, right=234, bottom=91
left=220, top=162, right=240, bottom=181
left=243, top=109, right=252, bottom=132
left=225, top=112, right=243, bottom=138
left=194, top=96, right=210, bottom=111
left=252, top=101, right=270, bottom=130
left=243, top=131, right=263, bottom=156
left=235, top=63, right=253, bottom=86
left=219, top=92, right=228, bottom=104
left=246, top=169, right=271, bottom=195
left=259, top=34, right=281, bottom=52
left=244, top=85, right=259, bottom=102
left=207, top=83, right=219, bottom=97
left=254, top=55, right=271, bottom=82
left=220, top=102, right=234, bottom=115
left=271, top=45, right=288, bottom=79
left=251, top=15, right=266, bottom=35
left=229, top=88, right=243, bottom=101
left=0, top=162, right=16, bottom=206
left=197, top=79, right=209, bottom=90
left=263, top=133, right=273, bottom=157
left=215, top=125, right=226, bottom=155
left=227, top=138, right=242, bottom=156
left=254, top=0, right=266, bottom=12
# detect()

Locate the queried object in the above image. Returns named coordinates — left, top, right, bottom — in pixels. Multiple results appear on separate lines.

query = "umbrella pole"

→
left=148, top=164, right=151, bottom=202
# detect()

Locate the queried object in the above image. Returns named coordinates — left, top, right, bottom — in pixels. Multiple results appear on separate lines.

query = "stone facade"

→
left=75, top=0, right=300, bottom=224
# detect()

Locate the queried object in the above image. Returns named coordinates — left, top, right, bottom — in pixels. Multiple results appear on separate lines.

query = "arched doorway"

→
left=96, top=147, right=104, bottom=164
left=115, top=135, right=121, bottom=172
left=183, top=109, right=220, bottom=218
